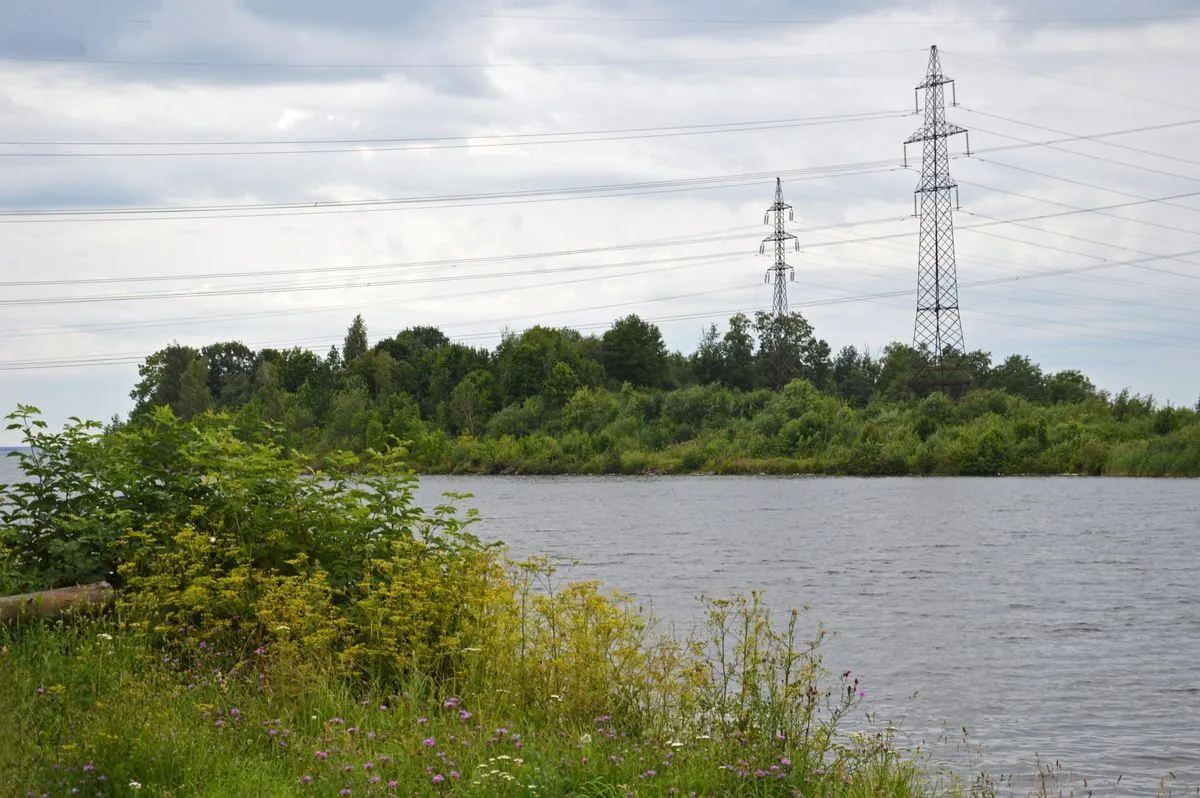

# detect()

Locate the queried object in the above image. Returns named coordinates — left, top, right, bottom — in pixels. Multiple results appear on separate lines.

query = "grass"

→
left=2, top=616, right=931, bottom=798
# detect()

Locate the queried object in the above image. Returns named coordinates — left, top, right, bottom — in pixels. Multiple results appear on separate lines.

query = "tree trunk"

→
left=0, top=581, right=114, bottom=624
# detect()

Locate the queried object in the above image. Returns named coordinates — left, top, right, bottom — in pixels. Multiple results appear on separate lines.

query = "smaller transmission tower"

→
left=760, top=177, right=799, bottom=317
left=904, top=44, right=971, bottom=395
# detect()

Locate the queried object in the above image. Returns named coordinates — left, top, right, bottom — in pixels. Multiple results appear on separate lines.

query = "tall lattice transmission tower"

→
left=903, top=45, right=971, bottom=394
left=760, top=177, right=799, bottom=316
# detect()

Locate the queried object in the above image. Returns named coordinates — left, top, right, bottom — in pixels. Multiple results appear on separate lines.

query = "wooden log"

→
left=0, top=581, right=114, bottom=624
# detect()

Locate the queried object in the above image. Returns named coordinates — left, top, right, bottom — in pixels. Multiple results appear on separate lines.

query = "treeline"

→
left=121, top=310, right=1200, bottom=476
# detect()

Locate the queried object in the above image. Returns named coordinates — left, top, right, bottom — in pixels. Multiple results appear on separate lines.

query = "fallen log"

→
left=0, top=581, right=114, bottom=624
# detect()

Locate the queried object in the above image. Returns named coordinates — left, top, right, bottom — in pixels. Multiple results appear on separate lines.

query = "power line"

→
left=0, top=47, right=921, bottom=70
left=962, top=107, right=1200, bottom=169
left=0, top=217, right=904, bottom=289
left=942, top=50, right=1200, bottom=114
left=0, top=119, right=1190, bottom=227
left=0, top=162, right=906, bottom=223
left=6, top=191, right=1199, bottom=309
left=480, top=12, right=1200, bottom=26
left=0, top=110, right=907, bottom=157
left=0, top=110, right=903, bottom=148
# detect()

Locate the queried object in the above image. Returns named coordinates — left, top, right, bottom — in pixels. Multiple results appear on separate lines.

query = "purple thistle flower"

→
left=300, top=775, right=312, bottom=784
left=363, top=762, right=374, bottom=771
left=458, top=710, right=471, bottom=721
left=368, top=776, right=380, bottom=785
left=314, top=751, right=329, bottom=760
left=199, top=641, right=207, bottom=649
left=442, top=697, right=459, bottom=708
left=449, top=771, right=460, bottom=779
left=423, top=738, right=436, bottom=747
left=417, top=717, right=428, bottom=724
left=339, top=790, right=351, bottom=796
left=254, top=647, right=265, bottom=656
left=387, top=781, right=398, bottom=789
left=432, top=774, right=445, bottom=784
left=780, top=757, right=792, bottom=768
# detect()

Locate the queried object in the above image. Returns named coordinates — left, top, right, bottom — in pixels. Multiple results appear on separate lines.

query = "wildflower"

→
left=347, top=727, right=358, bottom=735
left=379, top=705, right=388, bottom=711
left=97, top=633, right=113, bottom=641
left=331, top=717, right=344, bottom=725
left=423, top=738, right=436, bottom=747
left=549, top=694, right=561, bottom=702
left=858, top=689, right=866, bottom=698
left=300, top=776, right=312, bottom=784
left=198, top=641, right=207, bottom=649
left=368, top=776, right=380, bottom=785
left=432, top=774, right=445, bottom=784
left=387, top=781, right=398, bottom=789
left=496, top=727, right=508, bottom=736
left=129, top=783, right=142, bottom=790
left=341, top=764, right=352, bottom=773
left=363, top=762, right=374, bottom=771
left=755, top=769, right=767, bottom=778
left=442, top=697, right=460, bottom=708
left=254, top=647, right=266, bottom=656
left=36, top=687, right=45, bottom=696
left=450, top=771, right=460, bottom=779
left=458, top=710, right=471, bottom=721
left=229, top=708, right=240, bottom=719
left=339, top=790, right=351, bottom=796
left=417, top=717, right=428, bottom=724
left=315, top=751, right=329, bottom=760
left=780, top=757, right=792, bottom=768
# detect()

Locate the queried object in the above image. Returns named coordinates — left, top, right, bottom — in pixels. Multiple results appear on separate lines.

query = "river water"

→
left=407, top=475, right=1200, bottom=796
left=3, top=453, right=1198, bottom=794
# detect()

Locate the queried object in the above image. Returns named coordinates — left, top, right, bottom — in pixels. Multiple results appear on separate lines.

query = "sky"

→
left=2, top=0, right=1199, bottom=442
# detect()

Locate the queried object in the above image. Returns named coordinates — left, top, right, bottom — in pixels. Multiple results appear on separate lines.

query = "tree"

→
left=600, top=314, right=668, bottom=388
left=176, top=357, right=213, bottom=420
left=692, top=324, right=725, bottom=385
left=200, top=341, right=256, bottom=407
left=129, top=343, right=199, bottom=416
left=832, top=345, right=878, bottom=408
left=343, top=314, right=369, bottom=365
left=990, top=354, right=1046, bottom=403
left=752, top=311, right=830, bottom=391
left=450, top=370, right=496, bottom=435
left=543, top=361, right=581, bottom=407
left=722, top=313, right=756, bottom=391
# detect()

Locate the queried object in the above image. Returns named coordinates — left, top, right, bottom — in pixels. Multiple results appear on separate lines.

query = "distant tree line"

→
left=121, top=311, right=1200, bottom=476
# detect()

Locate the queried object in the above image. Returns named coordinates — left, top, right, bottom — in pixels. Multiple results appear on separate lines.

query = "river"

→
left=3, top=454, right=1198, bottom=794
left=408, top=475, right=1200, bottom=796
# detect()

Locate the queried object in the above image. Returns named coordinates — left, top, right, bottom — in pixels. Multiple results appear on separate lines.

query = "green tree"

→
left=176, top=357, right=213, bottom=420
left=753, top=311, right=830, bottom=391
left=544, top=361, right=581, bottom=407
left=692, top=323, right=725, bottom=385
left=200, top=341, right=257, bottom=407
left=129, top=343, right=199, bottom=417
left=990, top=354, right=1046, bottom=402
left=343, top=314, right=369, bottom=365
left=600, top=314, right=668, bottom=388
left=722, top=313, right=756, bottom=391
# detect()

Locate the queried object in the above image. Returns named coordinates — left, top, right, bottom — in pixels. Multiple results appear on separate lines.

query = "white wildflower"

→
left=97, top=633, right=113, bottom=641
left=129, top=782, right=142, bottom=790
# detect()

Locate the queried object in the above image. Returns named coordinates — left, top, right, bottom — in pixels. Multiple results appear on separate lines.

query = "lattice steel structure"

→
left=904, top=45, right=971, bottom=393
left=760, top=177, right=799, bottom=316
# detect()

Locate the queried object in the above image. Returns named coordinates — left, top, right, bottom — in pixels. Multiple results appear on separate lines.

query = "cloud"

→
left=1, top=0, right=1199, bottom=441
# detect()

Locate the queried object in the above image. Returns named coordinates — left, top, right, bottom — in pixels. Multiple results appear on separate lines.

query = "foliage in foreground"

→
left=121, top=311, right=1200, bottom=477
left=1, top=406, right=940, bottom=796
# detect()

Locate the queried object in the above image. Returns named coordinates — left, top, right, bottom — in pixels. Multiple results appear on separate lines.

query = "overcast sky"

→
left=1, top=0, right=1199, bottom=443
